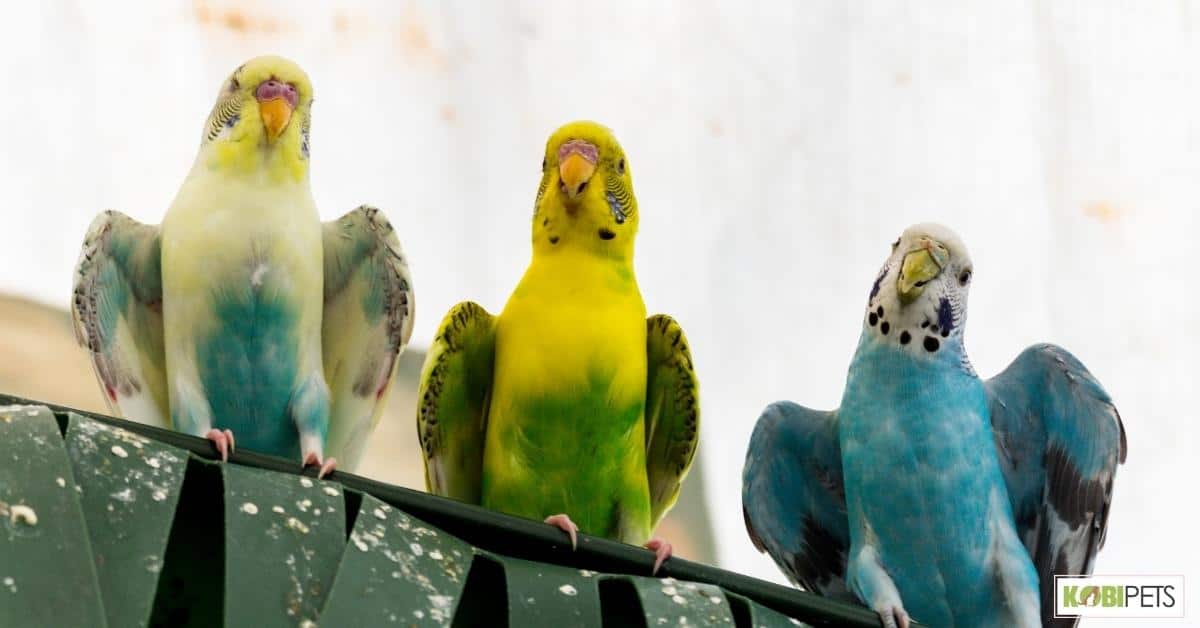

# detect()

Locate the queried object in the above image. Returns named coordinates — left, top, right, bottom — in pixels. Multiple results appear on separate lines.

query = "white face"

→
left=864, top=223, right=974, bottom=358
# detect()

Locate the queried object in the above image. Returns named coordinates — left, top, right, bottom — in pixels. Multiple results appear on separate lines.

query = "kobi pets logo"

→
left=1055, top=575, right=1185, bottom=619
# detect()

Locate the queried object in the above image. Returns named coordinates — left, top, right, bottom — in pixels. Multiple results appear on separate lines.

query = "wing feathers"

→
left=321, top=205, right=414, bottom=470
left=71, top=210, right=168, bottom=427
left=741, top=401, right=849, bottom=596
left=986, top=343, right=1125, bottom=627
left=416, top=301, right=496, bottom=503
left=644, top=314, right=700, bottom=528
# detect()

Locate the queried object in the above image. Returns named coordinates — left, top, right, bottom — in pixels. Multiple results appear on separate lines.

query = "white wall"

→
left=0, top=0, right=1195, bottom=607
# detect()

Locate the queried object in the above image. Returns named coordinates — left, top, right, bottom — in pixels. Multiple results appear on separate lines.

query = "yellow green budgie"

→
left=72, top=55, right=414, bottom=476
left=417, top=121, right=699, bottom=572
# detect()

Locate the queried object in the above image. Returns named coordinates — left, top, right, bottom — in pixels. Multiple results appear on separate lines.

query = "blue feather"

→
left=194, top=281, right=305, bottom=459
left=986, top=344, right=1125, bottom=624
left=839, top=335, right=1038, bottom=626
left=742, top=402, right=849, bottom=596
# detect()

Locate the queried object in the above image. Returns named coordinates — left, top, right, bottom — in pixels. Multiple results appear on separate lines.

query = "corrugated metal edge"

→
left=0, top=393, right=897, bottom=628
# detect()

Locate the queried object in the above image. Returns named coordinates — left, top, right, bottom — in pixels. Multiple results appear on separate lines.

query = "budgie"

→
left=72, top=55, right=414, bottom=476
left=742, top=224, right=1126, bottom=628
left=417, top=121, right=699, bottom=572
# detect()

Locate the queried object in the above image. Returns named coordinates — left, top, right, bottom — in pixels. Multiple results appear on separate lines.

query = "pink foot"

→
left=876, top=605, right=910, bottom=628
left=205, top=429, right=235, bottom=462
left=544, top=513, right=579, bottom=550
left=302, top=452, right=337, bottom=479
left=644, top=537, right=674, bottom=575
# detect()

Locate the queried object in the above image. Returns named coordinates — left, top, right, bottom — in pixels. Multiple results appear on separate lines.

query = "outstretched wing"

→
left=417, top=301, right=496, bottom=503
left=742, top=401, right=850, bottom=596
left=72, top=210, right=169, bottom=428
left=986, top=343, right=1127, bottom=628
left=321, top=206, right=415, bottom=471
left=644, top=314, right=700, bottom=529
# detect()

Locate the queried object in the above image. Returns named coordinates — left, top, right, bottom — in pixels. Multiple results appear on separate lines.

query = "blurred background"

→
left=0, top=0, right=1196, bottom=616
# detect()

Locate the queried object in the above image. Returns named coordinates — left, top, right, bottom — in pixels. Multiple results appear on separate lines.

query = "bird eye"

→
left=958, top=269, right=972, bottom=285
left=229, top=78, right=240, bottom=91
left=617, top=158, right=625, bottom=174
left=891, top=238, right=900, bottom=251
left=541, top=157, right=547, bottom=171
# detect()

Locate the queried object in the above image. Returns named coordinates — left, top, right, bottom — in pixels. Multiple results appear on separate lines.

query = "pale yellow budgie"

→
left=72, top=55, right=414, bottom=476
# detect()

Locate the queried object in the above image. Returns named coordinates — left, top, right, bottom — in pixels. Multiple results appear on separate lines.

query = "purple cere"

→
left=255, top=78, right=298, bottom=108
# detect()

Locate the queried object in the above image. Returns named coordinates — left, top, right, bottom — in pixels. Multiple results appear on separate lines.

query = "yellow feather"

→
left=495, top=120, right=646, bottom=409
left=493, top=247, right=647, bottom=402
left=201, top=55, right=312, bottom=184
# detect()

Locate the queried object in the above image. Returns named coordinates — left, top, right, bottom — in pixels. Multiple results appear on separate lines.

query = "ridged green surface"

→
left=65, top=412, right=187, bottom=628
left=321, top=493, right=473, bottom=625
left=0, top=405, right=107, bottom=627
left=223, top=464, right=345, bottom=627
left=631, top=574, right=737, bottom=627
left=499, top=555, right=604, bottom=627
left=729, top=592, right=814, bottom=628
left=0, top=396, right=892, bottom=627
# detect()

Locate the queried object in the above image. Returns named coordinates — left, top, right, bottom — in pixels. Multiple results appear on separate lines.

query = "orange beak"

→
left=259, top=97, right=293, bottom=140
left=559, top=152, right=597, bottom=200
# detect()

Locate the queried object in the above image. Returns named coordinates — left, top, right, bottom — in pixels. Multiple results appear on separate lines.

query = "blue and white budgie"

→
left=71, top=55, right=414, bottom=476
left=742, top=224, right=1126, bottom=628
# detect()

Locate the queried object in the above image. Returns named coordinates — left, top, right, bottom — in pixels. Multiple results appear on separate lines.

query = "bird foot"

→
left=302, top=452, right=337, bottom=479
left=544, top=513, right=579, bottom=550
left=875, top=604, right=910, bottom=628
left=644, top=537, right=674, bottom=575
left=205, top=429, right=235, bottom=462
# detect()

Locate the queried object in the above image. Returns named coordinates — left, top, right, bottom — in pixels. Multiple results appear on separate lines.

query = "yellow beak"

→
left=897, top=241, right=949, bottom=305
left=559, top=152, right=596, bottom=199
left=259, top=97, right=293, bottom=140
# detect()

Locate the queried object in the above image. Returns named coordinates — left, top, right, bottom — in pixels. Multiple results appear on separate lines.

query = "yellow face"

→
left=532, top=121, right=639, bottom=259
left=201, top=55, right=314, bottom=177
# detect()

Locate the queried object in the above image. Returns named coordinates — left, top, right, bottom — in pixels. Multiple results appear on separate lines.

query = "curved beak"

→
left=259, top=97, right=293, bottom=141
left=897, top=240, right=949, bottom=305
left=559, top=152, right=596, bottom=199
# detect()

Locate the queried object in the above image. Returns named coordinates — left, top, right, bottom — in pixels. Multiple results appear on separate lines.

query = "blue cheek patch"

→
left=937, top=297, right=955, bottom=336
left=225, top=113, right=240, bottom=129
left=606, top=192, right=627, bottom=224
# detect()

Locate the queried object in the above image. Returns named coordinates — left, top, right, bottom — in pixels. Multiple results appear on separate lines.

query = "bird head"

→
left=863, top=223, right=975, bottom=359
left=532, top=121, right=639, bottom=260
left=199, top=55, right=313, bottom=181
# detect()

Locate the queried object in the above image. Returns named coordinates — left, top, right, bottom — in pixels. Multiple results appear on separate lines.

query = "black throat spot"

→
left=937, top=297, right=955, bottom=336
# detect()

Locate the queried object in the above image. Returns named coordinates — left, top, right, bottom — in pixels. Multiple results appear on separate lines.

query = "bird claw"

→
left=644, top=537, right=674, bottom=575
left=302, top=452, right=337, bottom=479
left=876, top=604, right=910, bottom=628
left=544, top=513, right=579, bottom=550
left=318, top=457, right=337, bottom=479
left=205, top=429, right=235, bottom=462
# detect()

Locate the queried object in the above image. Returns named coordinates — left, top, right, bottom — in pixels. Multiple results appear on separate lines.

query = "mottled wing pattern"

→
left=742, top=401, right=851, bottom=597
left=986, top=343, right=1127, bottom=628
left=643, top=315, right=700, bottom=528
left=416, top=301, right=496, bottom=503
left=71, top=210, right=170, bottom=428
left=321, top=206, right=415, bottom=471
